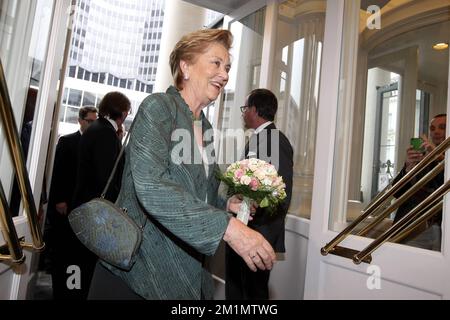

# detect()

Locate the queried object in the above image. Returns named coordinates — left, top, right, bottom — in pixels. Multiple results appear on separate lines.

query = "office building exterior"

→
left=60, top=0, right=165, bottom=134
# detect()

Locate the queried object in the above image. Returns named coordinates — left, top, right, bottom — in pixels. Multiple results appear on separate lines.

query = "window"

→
left=65, top=106, right=81, bottom=124
left=68, top=89, right=82, bottom=107
left=83, top=91, right=95, bottom=106
left=329, top=2, right=448, bottom=254
left=135, top=80, right=141, bottom=91
left=69, top=66, right=76, bottom=78
left=62, top=88, right=69, bottom=104
left=77, top=67, right=84, bottom=79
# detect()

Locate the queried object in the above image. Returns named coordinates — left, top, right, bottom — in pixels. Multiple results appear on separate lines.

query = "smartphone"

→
left=410, top=137, right=424, bottom=151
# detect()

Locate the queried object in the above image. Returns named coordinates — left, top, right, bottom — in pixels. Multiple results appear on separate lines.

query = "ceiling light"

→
left=433, top=43, right=449, bottom=50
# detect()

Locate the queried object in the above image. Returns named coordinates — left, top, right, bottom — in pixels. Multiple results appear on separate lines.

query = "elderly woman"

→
left=88, top=29, right=276, bottom=300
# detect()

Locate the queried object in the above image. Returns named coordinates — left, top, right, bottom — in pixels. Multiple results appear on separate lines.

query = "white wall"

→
left=212, top=214, right=309, bottom=300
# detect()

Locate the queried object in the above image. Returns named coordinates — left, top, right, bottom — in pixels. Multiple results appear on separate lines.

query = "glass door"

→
left=0, top=0, right=70, bottom=299
left=306, top=0, right=450, bottom=299
left=372, top=81, right=399, bottom=198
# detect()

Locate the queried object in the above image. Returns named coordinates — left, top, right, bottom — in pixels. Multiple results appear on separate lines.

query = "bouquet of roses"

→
left=218, top=158, right=287, bottom=225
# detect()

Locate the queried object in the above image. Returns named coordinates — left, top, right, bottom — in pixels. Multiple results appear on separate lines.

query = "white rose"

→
left=240, top=175, right=252, bottom=185
left=254, top=169, right=266, bottom=180
left=262, top=178, right=272, bottom=186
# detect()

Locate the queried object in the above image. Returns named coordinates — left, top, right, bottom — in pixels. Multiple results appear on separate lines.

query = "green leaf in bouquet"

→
left=260, top=197, right=269, bottom=208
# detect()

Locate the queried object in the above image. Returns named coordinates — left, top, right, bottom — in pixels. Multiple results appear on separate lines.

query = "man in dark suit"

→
left=47, top=106, right=97, bottom=299
left=392, top=114, right=446, bottom=251
left=225, top=88, right=294, bottom=300
left=71, top=91, right=131, bottom=299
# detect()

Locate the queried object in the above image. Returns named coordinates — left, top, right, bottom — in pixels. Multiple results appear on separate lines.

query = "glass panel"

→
left=58, top=0, right=167, bottom=136
left=65, top=106, right=80, bottom=125
left=68, top=88, right=82, bottom=107
left=330, top=0, right=449, bottom=252
left=272, top=0, right=326, bottom=218
left=0, top=0, right=54, bottom=216
left=82, top=91, right=95, bottom=106
left=215, top=7, right=266, bottom=164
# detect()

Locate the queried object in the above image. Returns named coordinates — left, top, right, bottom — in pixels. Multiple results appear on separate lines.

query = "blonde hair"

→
left=169, top=29, right=233, bottom=90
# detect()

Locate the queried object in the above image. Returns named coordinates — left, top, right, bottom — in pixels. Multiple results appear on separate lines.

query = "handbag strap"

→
left=100, top=117, right=136, bottom=199
left=100, top=93, right=178, bottom=199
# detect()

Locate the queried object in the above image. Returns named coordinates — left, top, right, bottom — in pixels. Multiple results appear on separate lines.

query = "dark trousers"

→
left=49, top=215, right=97, bottom=300
left=225, top=244, right=271, bottom=300
left=88, top=262, right=143, bottom=300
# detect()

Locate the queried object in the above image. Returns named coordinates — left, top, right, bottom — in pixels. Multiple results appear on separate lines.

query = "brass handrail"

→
left=390, top=201, right=442, bottom=243
left=0, top=182, right=25, bottom=263
left=356, top=161, right=444, bottom=236
left=321, top=135, right=450, bottom=256
left=353, top=180, right=449, bottom=264
left=0, top=59, right=45, bottom=251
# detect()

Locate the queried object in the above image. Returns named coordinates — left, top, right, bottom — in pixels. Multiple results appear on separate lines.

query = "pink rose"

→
left=234, top=169, right=244, bottom=180
left=249, top=178, right=260, bottom=191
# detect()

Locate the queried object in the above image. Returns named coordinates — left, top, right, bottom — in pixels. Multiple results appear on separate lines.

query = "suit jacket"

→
left=104, top=86, right=229, bottom=300
left=245, top=123, right=294, bottom=252
left=393, top=161, right=443, bottom=224
left=72, top=117, right=123, bottom=209
left=47, top=131, right=81, bottom=224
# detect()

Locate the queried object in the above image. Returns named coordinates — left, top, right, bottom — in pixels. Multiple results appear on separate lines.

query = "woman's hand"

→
left=227, top=195, right=258, bottom=214
left=226, top=195, right=257, bottom=221
left=223, top=217, right=276, bottom=272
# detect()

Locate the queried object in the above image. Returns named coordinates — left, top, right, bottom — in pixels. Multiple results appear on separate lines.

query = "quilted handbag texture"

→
left=69, top=198, right=142, bottom=270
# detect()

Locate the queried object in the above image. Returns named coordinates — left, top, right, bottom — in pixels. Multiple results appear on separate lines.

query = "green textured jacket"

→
left=104, top=86, right=230, bottom=299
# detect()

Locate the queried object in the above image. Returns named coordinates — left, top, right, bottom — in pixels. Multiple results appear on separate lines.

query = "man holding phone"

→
left=405, top=114, right=446, bottom=172
left=392, top=113, right=446, bottom=250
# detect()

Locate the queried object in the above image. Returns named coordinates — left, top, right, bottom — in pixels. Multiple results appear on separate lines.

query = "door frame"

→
left=304, top=0, right=450, bottom=299
left=371, top=82, right=398, bottom=198
left=0, top=0, right=71, bottom=299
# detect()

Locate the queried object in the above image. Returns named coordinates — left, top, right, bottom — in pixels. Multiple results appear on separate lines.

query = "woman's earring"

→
left=184, top=74, right=189, bottom=80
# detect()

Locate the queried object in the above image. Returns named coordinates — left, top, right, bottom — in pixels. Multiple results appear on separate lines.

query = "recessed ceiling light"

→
left=433, top=42, right=449, bottom=50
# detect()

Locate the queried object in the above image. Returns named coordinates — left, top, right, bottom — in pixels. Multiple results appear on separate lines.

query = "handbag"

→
left=69, top=117, right=145, bottom=271
left=69, top=94, right=178, bottom=270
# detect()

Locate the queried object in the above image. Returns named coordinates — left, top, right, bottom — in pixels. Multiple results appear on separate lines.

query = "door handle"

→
left=0, top=59, right=45, bottom=256
left=0, top=182, right=25, bottom=264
